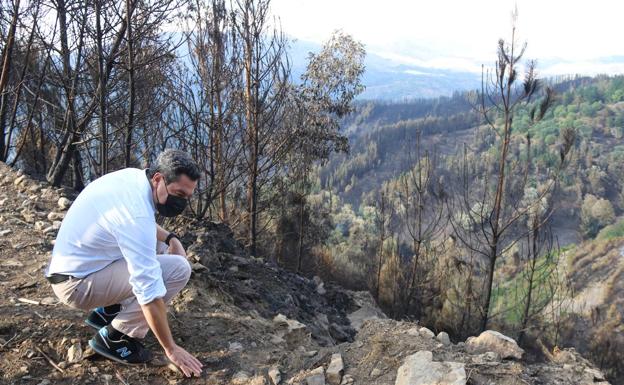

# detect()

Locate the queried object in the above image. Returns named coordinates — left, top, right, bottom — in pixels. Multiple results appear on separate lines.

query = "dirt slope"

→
left=0, top=162, right=611, bottom=385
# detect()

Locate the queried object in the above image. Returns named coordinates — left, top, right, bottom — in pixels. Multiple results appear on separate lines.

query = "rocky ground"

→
left=0, top=161, right=612, bottom=385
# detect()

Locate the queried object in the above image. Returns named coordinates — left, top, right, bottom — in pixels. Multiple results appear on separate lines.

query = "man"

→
left=45, top=149, right=203, bottom=377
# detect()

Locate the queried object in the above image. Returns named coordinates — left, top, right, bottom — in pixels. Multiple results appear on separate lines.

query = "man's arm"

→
left=115, top=218, right=198, bottom=376
left=156, top=224, right=169, bottom=243
left=141, top=299, right=203, bottom=377
left=156, top=224, right=186, bottom=256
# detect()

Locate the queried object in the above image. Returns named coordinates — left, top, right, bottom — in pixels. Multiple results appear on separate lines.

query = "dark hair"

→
left=147, top=149, right=201, bottom=183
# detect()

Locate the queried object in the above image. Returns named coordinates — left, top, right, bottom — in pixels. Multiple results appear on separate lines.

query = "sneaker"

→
left=88, top=325, right=153, bottom=365
left=85, top=304, right=121, bottom=330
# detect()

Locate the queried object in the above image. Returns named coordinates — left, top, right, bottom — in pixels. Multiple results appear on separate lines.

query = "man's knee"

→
left=163, top=254, right=191, bottom=285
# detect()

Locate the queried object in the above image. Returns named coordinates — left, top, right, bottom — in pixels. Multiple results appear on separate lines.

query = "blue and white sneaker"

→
left=88, top=325, right=152, bottom=365
left=85, top=305, right=121, bottom=330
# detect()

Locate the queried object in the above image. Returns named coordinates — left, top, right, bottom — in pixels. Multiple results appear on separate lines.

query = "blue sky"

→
left=271, top=0, right=624, bottom=76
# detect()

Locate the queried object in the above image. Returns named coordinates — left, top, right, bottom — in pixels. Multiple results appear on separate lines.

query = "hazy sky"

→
left=271, top=0, right=624, bottom=75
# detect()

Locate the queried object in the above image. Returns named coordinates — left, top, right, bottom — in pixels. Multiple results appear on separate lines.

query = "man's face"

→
left=153, top=172, right=197, bottom=204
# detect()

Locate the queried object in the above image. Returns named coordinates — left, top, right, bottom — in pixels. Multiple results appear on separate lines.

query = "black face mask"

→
left=156, top=180, right=187, bottom=217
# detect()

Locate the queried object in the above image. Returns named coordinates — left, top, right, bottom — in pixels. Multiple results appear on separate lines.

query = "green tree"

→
left=581, top=194, right=615, bottom=238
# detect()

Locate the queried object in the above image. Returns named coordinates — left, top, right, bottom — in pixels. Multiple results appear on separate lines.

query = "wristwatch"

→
left=165, top=232, right=180, bottom=246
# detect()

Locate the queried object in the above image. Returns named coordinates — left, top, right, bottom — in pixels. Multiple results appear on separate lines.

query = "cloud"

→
left=271, top=0, right=624, bottom=76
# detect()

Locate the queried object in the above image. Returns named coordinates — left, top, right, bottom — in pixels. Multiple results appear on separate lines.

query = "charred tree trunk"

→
left=0, top=0, right=21, bottom=161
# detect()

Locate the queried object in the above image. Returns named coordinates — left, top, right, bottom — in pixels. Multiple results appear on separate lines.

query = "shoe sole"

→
left=84, top=319, right=105, bottom=331
left=88, top=339, right=149, bottom=366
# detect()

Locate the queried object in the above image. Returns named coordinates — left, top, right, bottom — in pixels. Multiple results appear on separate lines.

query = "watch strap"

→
left=165, top=232, right=179, bottom=246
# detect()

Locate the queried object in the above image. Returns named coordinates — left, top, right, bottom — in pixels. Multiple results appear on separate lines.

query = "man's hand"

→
left=141, top=299, right=202, bottom=378
left=168, top=237, right=186, bottom=257
left=165, top=344, right=203, bottom=378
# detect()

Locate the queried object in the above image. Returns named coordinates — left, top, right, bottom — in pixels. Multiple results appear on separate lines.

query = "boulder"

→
left=395, top=351, right=466, bottom=385
left=326, top=353, right=344, bottom=385
left=418, top=327, right=435, bottom=338
left=465, top=330, right=524, bottom=360
left=346, top=291, right=387, bottom=330
left=436, top=331, right=451, bottom=346
left=273, top=314, right=310, bottom=349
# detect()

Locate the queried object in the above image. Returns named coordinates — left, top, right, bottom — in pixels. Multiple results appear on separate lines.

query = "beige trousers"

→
left=51, top=241, right=191, bottom=338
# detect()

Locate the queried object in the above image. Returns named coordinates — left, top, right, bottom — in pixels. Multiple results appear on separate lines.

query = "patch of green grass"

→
left=490, top=247, right=572, bottom=326
left=597, top=218, right=624, bottom=241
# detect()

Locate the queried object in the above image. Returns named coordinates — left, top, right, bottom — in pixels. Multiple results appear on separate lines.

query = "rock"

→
left=347, top=291, right=387, bottom=330
left=465, top=330, right=524, bottom=360
left=232, top=371, right=251, bottom=385
left=41, top=297, right=58, bottom=306
left=436, top=331, right=451, bottom=346
left=305, top=367, right=325, bottom=385
left=418, top=327, right=435, bottom=338
left=58, top=197, right=72, bottom=210
left=248, top=376, right=267, bottom=385
left=553, top=347, right=577, bottom=364
left=67, top=342, right=83, bottom=364
left=28, top=184, right=41, bottom=193
left=14, top=175, right=27, bottom=186
left=340, top=374, right=354, bottom=385
left=1, top=258, right=23, bottom=267
left=34, top=221, right=48, bottom=231
left=191, top=262, right=208, bottom=273
left=270, top=334, right=285, bottom=344
left=584, top=367, right=606, bottom=381
left=167, top=362, right=183, bottom=375
left=326, top=353, right=344, bottom=385
left=22, top=211, right=35, bottom=222
left=303, top=350, right=318, bottom=357
left=47, top=212, right=64, bottom=221
left=313, top=276, right=326, bottom=295
left=0, top=229, right=10, bottom=236
left=268, top=367, right=281, bottom=385
left=273, top=314, right=310, bottom=348
left=471, top=351, right=501, bottom=364
left=371, top=368, right=382, bottom=377
left=395, top=351, right=466, bottom=385
left=228, top=341, right=243, bottom=352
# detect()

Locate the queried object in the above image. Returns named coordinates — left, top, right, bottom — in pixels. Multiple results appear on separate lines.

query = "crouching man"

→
left=45, top=149, right=203, bottom=377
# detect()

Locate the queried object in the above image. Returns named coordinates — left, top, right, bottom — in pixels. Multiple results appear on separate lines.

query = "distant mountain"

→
left=289, top=39, right=481, bottom=100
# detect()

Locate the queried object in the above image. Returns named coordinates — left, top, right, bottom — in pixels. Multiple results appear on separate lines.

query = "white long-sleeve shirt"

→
left=46, top=168, right=166, bottom=305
